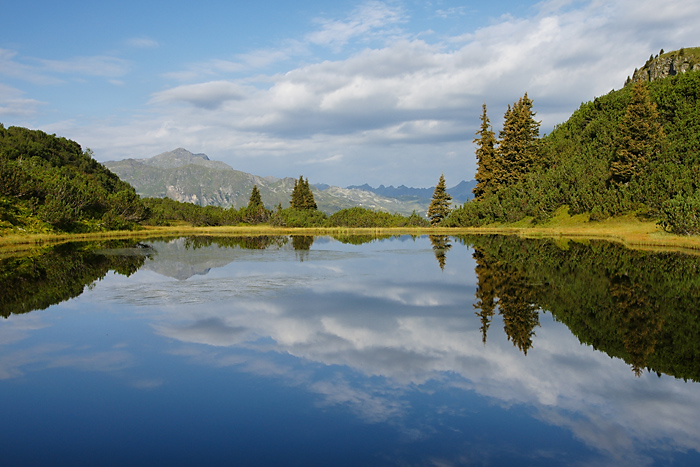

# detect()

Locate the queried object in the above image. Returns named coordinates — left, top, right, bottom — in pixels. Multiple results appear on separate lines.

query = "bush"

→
left=659, top=193, right=700, bottom=235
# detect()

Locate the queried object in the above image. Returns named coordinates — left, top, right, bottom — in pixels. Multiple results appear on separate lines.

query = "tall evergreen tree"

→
left=427, top=174, right=452, bottom=226
left=496, top=93, right=541, bottom=186
left=473, top=103, right=499, bottom=200
left=247, top=185, right=263, bottom=209
left=290, top=176, right=317, bottom=210
left=610, top=81, right=666, bottom=184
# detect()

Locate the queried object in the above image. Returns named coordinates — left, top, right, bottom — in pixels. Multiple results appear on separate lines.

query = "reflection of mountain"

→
left=128, top=237, right=700, bottom=464
left=142, top=238, right=241, bottom=280
left=141, top=236, right=303, bottom=280
left=5, top=235, right=700, bottom=465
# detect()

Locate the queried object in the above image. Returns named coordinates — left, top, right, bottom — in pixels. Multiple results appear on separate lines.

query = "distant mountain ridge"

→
left=105, top=148, right=441, bottom=216
left=347, top=180, right=475, bottom=203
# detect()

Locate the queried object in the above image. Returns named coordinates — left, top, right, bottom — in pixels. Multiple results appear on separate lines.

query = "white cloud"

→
left=307, top=0, right=407, bottom=49
left=0, top=83, right=44, bottom=117
left=126, top=37, right=160, bottom=49
left=151, top=80, right=249, bottom=109
left=27, top=0, right=700, bottom=186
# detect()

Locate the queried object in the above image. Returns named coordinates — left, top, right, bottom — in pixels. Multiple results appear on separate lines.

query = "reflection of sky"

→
left=2, top=236, right=699, bottom=466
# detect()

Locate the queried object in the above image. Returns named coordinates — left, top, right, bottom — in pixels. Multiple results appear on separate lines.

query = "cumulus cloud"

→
left=28, top=0, right=700, bottom=186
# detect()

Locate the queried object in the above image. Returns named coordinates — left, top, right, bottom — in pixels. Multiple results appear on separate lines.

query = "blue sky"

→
left=1, top=0, right=699, bottom=187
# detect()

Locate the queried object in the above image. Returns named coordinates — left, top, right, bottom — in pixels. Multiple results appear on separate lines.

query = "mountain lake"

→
left=2, top=234, right=700, bottom=466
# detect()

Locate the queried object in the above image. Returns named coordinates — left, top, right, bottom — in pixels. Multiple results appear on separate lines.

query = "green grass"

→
left=3, top=214, right=700, bottom=256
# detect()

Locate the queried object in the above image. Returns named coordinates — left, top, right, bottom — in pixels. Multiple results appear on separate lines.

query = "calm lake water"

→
left=2, top=234, right=700, bottom=466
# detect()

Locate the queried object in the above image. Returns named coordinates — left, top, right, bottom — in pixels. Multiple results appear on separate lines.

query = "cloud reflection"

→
left=26, top=237, right=700, bottom=463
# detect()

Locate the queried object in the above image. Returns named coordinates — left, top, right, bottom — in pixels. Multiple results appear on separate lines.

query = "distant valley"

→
left=105, top=148, right=473, bottom=216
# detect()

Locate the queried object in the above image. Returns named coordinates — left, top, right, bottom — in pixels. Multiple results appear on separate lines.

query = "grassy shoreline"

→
left=2, top=215, right=699, bottom=255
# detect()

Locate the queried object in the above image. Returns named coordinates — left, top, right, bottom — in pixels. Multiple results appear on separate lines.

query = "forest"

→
left=444, top=61, right=700, bottom=235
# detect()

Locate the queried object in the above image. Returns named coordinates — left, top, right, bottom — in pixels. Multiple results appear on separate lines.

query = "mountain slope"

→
left=446, top=47, right=700, bottom=232
left=105, top=149, right=429, bottom=215
left=1, top=125, right=147, bottom=232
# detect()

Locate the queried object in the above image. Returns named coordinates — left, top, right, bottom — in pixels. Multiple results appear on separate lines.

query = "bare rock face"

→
left=632, top=48, right=700, bottom=83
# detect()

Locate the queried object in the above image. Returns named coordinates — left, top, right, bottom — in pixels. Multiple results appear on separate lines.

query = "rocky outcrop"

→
left=632, top=47, right=700, bottom=83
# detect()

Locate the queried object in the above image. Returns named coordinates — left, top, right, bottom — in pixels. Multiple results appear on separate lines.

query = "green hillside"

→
left=446, top=48, right=700, bottom=234
left=0, top=125, right=148, bottom=233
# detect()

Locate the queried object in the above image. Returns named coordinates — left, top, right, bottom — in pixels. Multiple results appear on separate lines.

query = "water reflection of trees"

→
left=181, top=235, right=288, bottom=250
left=457, top=235, right=700, bottom=381
left=0, top=241, right=152, bottom=318
left=429, top=235, right=452, bottom=270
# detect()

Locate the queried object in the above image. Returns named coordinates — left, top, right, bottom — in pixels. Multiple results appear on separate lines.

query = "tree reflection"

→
left=429, top=235, right=452, bottom=270
left=459, top=234, right=700, bottom=380
left=471, top=242, right=540, bottom=354
left=292, top=235, right=314, bottom=262
left=0, top=241, right=152, bottom=318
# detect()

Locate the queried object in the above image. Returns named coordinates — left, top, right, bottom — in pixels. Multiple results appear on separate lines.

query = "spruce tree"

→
left=427, top=174, right=452, bottom=226
left=301, top=177, right=317, bottom=210
left=473, top=103, right=499, bottom=199
left=496, top=93, right=541, bottom=186
left=290, top=176, right=317, bottom=210
left=247, top=185, right=263, bottom=209
left=610, top=81, right=666, bottom=184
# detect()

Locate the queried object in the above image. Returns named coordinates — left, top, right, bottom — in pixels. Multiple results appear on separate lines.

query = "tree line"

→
left=440, top=68, right=700, bottom=234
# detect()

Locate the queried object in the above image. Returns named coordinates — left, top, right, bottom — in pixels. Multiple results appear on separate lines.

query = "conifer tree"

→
left=496, top=93, right=541, bottom=186
left=610, top=81, right=666, bottom=184
left=302, top=177, right=317, bottom=210
left=427, top=174, right=452, bottom=226
left=290, top=176, right=317, bottom=210
left=473, top=103, right=499, bottom=199
left=247, top=185, right=263, bottom=209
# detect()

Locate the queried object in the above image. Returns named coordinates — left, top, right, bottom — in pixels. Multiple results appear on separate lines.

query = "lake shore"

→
left=2, top=214, right=700, bottom=256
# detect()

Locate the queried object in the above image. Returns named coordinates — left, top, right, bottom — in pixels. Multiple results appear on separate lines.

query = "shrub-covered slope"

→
left=447, top=50, right=700, bottom=234
left=0, top=125, right=148, bottom=233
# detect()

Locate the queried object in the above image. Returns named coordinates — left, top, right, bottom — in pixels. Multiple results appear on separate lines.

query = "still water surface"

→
left=1, top=235, right=700, bottom=466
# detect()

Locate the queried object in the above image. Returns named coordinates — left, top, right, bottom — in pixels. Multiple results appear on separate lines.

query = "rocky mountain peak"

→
left=631, top=47, right=700, bottom=84
left=141, top=148, right=231, bottom=170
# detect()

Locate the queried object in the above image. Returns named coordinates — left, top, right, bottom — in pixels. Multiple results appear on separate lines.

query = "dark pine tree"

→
left=610, top=81, right=666, bottom=184
left=473, top=103, right=499, bottom=200
left=427, top=174, right=452, bottom=226
left=247, top=185, right=263, bottom=209
left=496, top=93, right=541, bottom=187
left=290, top=176, right=317, bottom=210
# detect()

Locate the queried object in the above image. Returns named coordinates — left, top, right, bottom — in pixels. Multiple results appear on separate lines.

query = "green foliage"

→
left=495, top=93, right=541, bottom=187
left=325, top=206, right=429, bottom=227
left=142, top=197, right=244, bottom=226
left=427, top=174, right=452, bottom=226
left=473, top=103, right=499, bottom=200
left=290, top=176, right=317, bottom=210
left=659, top=193, right=700, bottom=234
left=271, top=207, right=327, bottom=227
left=449, top=67, right=700, bottom=233
left=247, top=185, right=263, bottom=209
left=0, top=125, right=147, bottom=233
left=610, top=81, right=666, bottom=184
